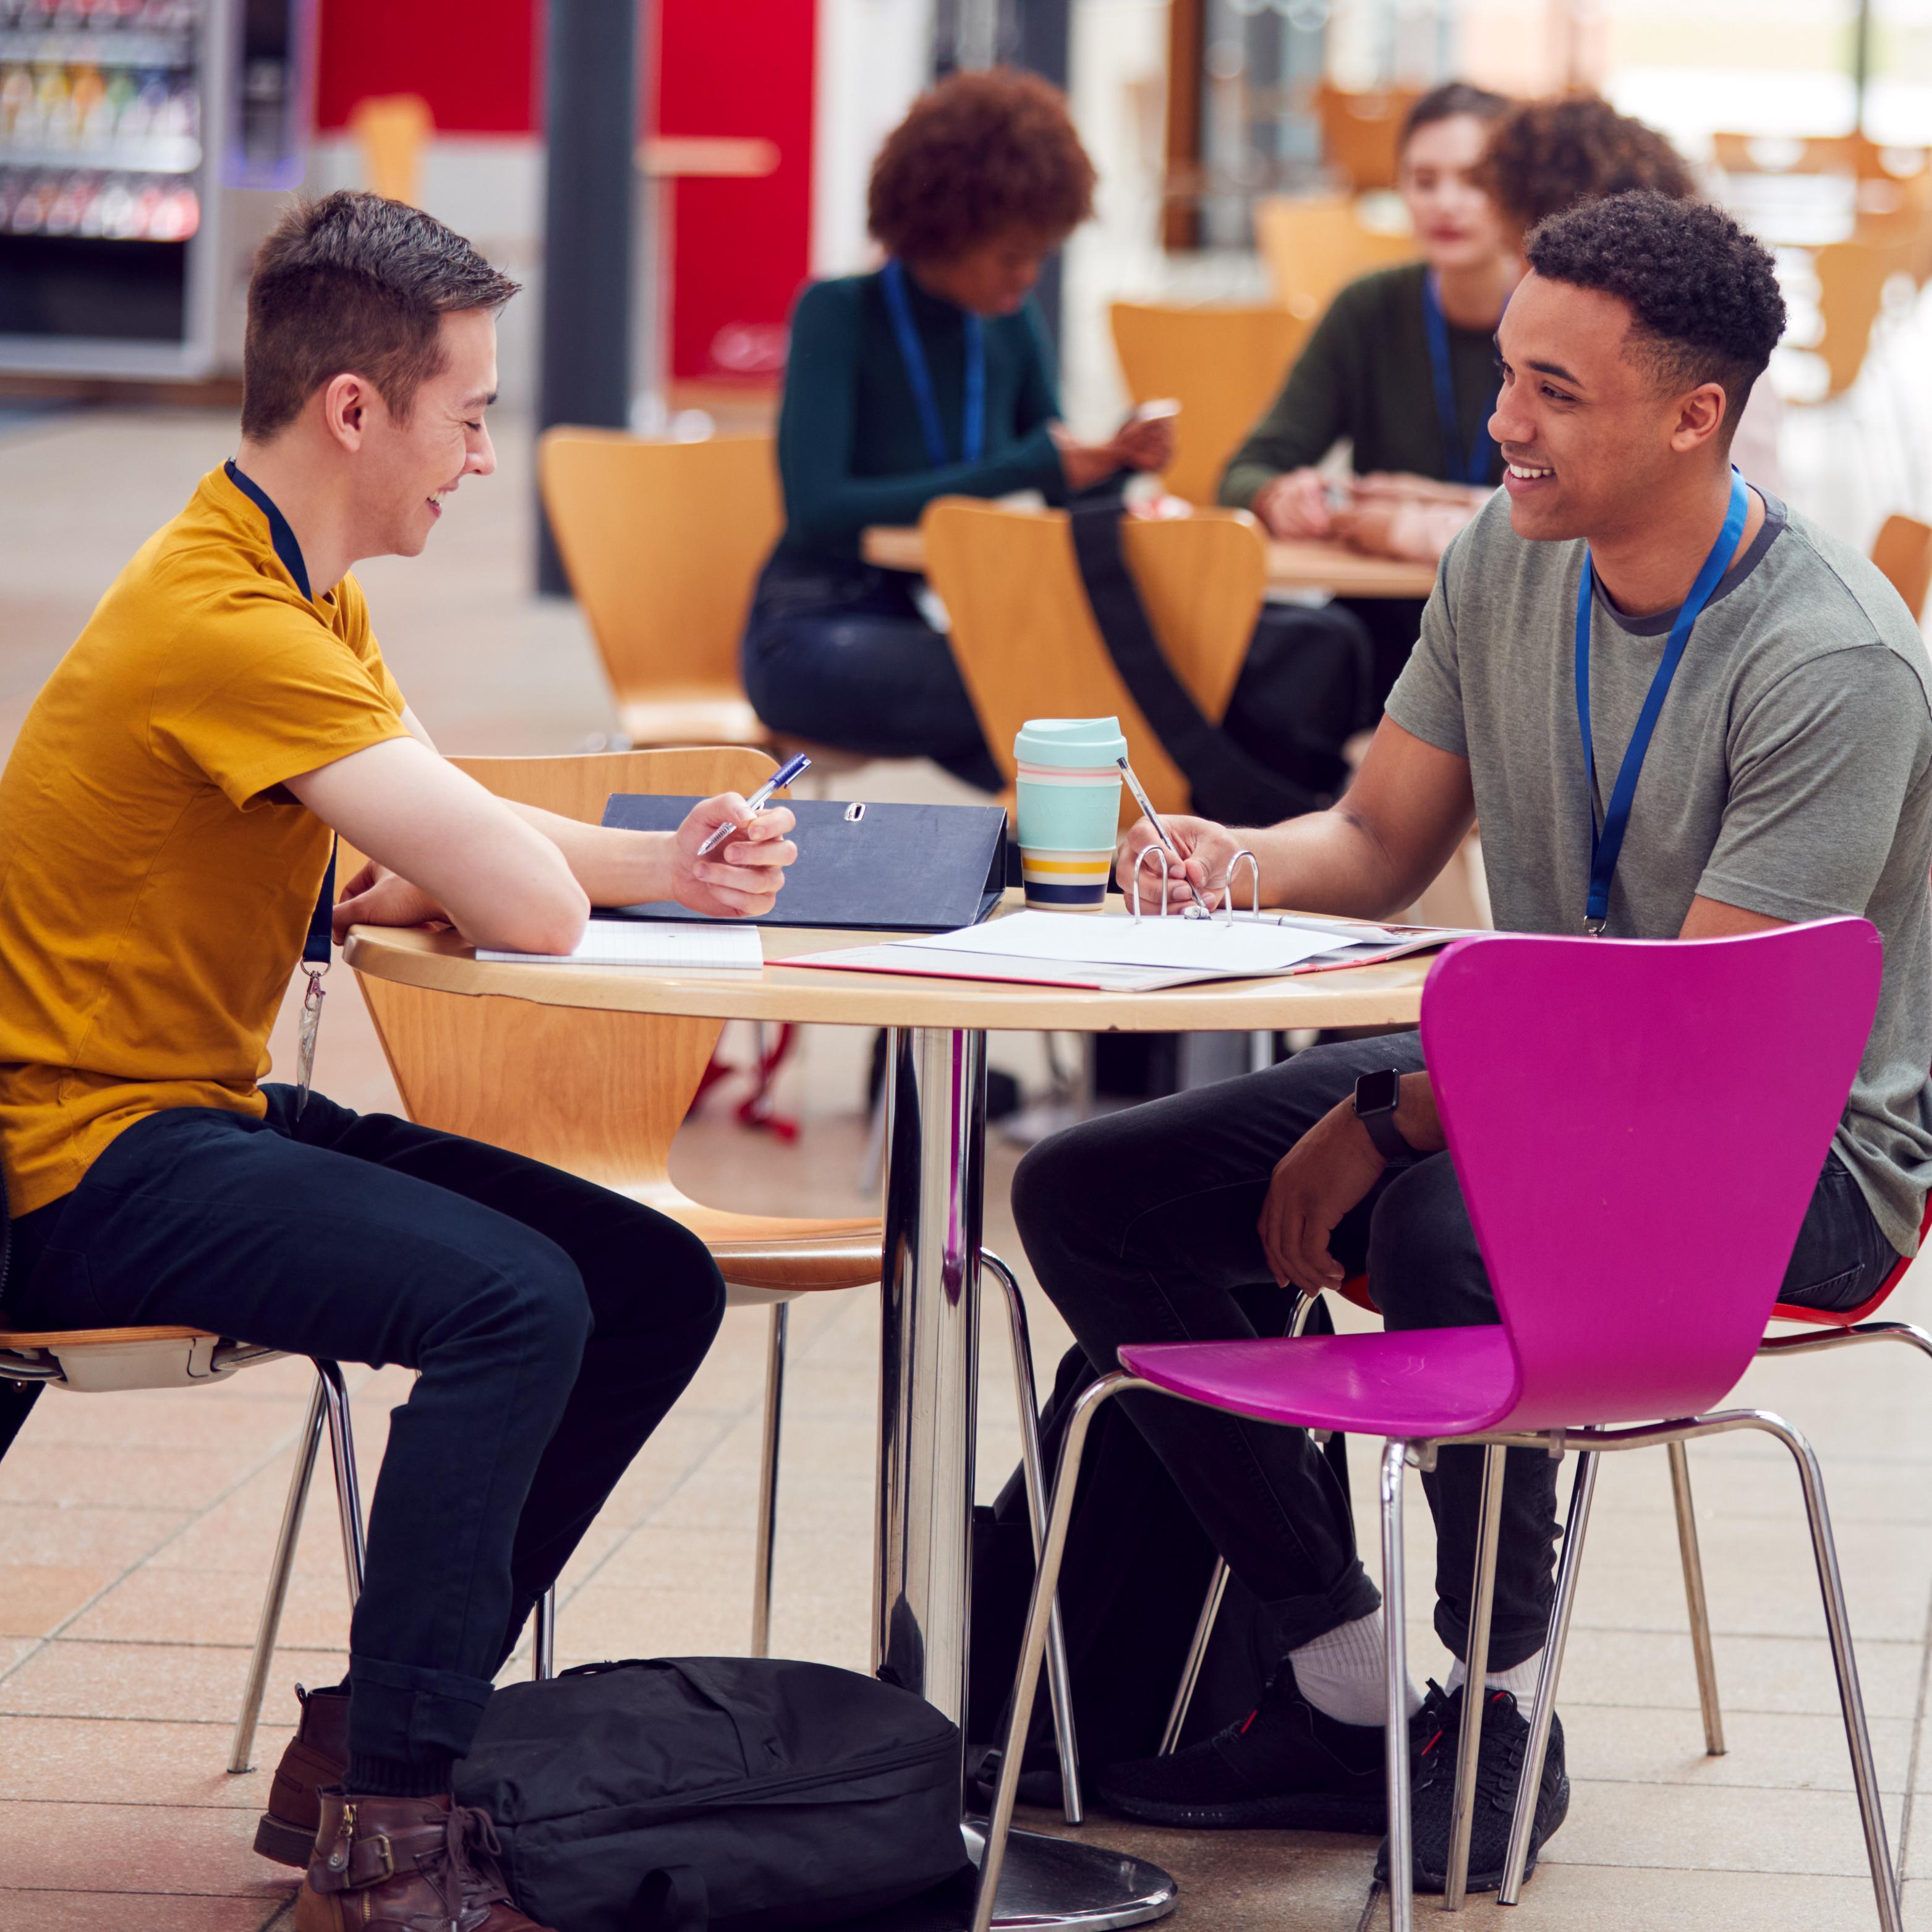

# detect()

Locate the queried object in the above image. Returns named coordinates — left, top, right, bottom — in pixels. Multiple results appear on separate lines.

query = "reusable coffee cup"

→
left=1013, top=717, right=1129, bottom=911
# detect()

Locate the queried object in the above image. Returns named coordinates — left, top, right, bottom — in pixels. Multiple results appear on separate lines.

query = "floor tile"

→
left=0, top=1504, right=194, bottom=1572
left=0, top=1642, right=346, bottom=1724
left=1436, top=1861, right=1894, bottom=1930
left=0, top=1892, right=288, bottom=1931
left=0, top=1798, right=291, bottom=1897
left=0, top=1715, right=293, bottom=1806
left=1564, top=1701, right=1913, bottom=1794
left=0, top=1565, right=120, bottom=1640
left=61, top=1565, right=352, bottom=1653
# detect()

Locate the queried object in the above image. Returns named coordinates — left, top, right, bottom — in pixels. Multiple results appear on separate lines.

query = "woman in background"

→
left=1219, top=81, right=1518, bottom=700
left=742, top=69, right=1170, bottom=790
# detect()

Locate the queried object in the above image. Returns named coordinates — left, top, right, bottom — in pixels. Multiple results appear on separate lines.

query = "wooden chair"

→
left=1252, top=193, right=1415, bottom=321
left=1807, top=237, right=1909, bottom=399
left=347, top=747, right=1079, bottom=1787
left=349, top=93, right=433, bottom=205
left=920, top=500, right=1269, bottom=819
left=1315, top=82, right=1423, bottom=192
left=537, top=430, right=780, bottom=751
left=1109, top=302, right=1309, bottom=507
left=1872, top=513, right=1932, bottom=621
left=1713, top=129, right=1890, bottom=180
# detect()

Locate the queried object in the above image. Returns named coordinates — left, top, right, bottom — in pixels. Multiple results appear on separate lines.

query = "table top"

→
left=861, top=524, right=1438, bottom=600
left=344, top=911, right=1429, bottom=1034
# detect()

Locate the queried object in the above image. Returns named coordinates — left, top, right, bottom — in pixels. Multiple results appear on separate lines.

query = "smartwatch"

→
left=1352, top=1068, right=1415, bottom=1163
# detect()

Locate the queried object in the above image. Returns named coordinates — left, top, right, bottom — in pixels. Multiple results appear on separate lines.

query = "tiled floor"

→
left=7, top=385, right=1932, bottom=1931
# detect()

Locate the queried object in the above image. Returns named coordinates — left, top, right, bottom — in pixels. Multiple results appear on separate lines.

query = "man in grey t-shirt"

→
left=1009, top=191, right=1932, bottom=1892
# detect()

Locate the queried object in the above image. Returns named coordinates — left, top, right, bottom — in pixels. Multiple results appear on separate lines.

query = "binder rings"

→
left=598, top=795, right=1008, bottom=933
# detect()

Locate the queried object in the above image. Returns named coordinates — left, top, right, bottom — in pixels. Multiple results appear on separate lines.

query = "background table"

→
left=862, top=522, right=1439, bottom=599
left=346, top=915, right=1429, bottom=1929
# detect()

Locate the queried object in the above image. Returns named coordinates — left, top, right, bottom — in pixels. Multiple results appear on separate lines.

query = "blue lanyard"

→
left=1421, top=272, right=1499, bottom=485
left=1575, top=467, right=1750, bottom=934
left=882, top=258, right=985, bottom=469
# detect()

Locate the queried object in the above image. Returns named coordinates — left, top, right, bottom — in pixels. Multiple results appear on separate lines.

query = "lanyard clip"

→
left=1583, top=916, right=1607, bottom=937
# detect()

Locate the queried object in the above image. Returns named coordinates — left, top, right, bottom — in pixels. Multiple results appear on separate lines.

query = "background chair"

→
left=1804, top=239, right=1912, bottom=401
left=537, top=430, right=780, bottom=751
left=1314, top=83, right=1424, bottom=193
left=972, top=923, right=1899, bottom=1932
left=349, top=93, right=433, bottom=205
left=1253, top=193, right=1415, bottom=321
left=1870, top=513, right=1932, bottom=619
left=346, top=746, right=1084, bottom=1811
left=920, top=498, right=1268, bottom=819
left=1108, top=302, right=1309, bottom=507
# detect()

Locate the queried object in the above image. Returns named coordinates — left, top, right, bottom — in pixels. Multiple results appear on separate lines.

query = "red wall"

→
left=315, top=0, right=540, bottom=134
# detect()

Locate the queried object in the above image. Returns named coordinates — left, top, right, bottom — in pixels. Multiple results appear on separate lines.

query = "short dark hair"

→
left=868, top=67, right=1096, bottom=263
left=241, top=191, right=520, bottom=442
left=1401, top=80, right=1510, bottom=150
left=1526, top=189, right=1787, bottom=433
left=1480, top=94, right=1696, bottom=237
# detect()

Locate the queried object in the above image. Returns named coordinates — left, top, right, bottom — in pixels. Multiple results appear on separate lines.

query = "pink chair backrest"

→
left=1420, top=922, right=1881, bottom=1430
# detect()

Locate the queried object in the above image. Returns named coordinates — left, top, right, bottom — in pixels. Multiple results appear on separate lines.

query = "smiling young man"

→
left=0, top=194, right=799, bottom=1931
left=1012, top=190, right=1932, bottom=1889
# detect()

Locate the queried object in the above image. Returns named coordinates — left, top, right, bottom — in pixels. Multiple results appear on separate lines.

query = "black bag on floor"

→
left=453, top=1656, right=969, bottom=1932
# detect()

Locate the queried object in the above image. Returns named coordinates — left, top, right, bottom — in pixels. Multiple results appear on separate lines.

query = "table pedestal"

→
left=879, top=1028, right=1176, bottom=1930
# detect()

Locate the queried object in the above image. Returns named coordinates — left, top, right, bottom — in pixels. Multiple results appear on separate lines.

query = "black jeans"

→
left=1011, top=1032, right=1897, bottom=1672
left=2, top=1087, right=726, bottom=1769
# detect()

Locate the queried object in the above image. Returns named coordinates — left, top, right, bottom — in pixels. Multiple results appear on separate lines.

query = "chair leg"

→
left=751, top=1302, right=788, bottom=1658
left=228, top=1369, right=328, bottom=1774
left=532, top=1588, right=557, bottom=1681
left=1443, top=1441, right=1508, bottom=1910
left=1500, top=1450, right=1599, bottom=1905
left=315, top=1360, right=367, bottom=1602
left=970, top=1372, right=1136, bottom=1932
left=981, top=1248, right=1082, bottom=1826
left=1159, top=1288, right=1321, bottom=1756
left=1667, top=1440, right=1726, bottom=1757
left=1380, top=1439, right=1413, bottom=1932
left=1751, top=1413, right=1904, bottom=1932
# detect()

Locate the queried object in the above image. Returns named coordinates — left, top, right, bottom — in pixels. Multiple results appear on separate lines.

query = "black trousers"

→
left=1012, top=1033, right=1897, bottom=1672
left=3, top=1087, right=726, bottom=1768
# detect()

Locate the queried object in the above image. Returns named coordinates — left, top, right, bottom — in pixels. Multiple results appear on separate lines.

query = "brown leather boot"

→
left=257, top=1683, right=349, bottom=1866
left=294, top=1787, right=555, bottom=1931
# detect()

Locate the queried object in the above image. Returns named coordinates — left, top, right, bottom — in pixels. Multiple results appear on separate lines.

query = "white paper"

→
left=479, top=919, right=763, bottom=971
left=909, top=910, right=1341, bottom=976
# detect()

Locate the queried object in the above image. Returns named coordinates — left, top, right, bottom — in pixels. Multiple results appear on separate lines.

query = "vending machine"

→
left=0, top=0, right=313, bottom=378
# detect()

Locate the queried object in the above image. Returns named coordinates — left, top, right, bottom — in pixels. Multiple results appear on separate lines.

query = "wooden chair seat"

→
left=651, top=1196, right=883, bottom=1298
left=0, top=1327, right=282, bottom=1392
left=619, top=691, right=767, bottom=750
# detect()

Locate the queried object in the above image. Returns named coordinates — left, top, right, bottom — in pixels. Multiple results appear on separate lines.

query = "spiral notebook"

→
left=477, top=920, right=763, bottom=970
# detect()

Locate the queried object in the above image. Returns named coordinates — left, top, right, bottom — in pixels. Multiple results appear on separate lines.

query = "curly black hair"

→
left=1526, top=190, right=1787, bottom=431
left=1481, top=94, right=1696, bottom=238
left=868, top=68, right=1096, bottom=263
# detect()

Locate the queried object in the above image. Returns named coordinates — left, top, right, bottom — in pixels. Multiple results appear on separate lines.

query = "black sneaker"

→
left=1374, top=1682, right=1568, bottom=1894
left=1096, top=1662, right=1387, bottom=1831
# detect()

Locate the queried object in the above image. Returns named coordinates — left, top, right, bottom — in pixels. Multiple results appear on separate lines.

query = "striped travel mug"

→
left=1013, top=717, right=1129, bottom=911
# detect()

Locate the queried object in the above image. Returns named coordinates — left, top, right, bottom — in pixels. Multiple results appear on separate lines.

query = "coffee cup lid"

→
left=1013, top=716, right=1128, bottom=770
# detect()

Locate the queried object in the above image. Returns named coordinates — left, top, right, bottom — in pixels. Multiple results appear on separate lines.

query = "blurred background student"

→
left=1218, top=81, right=1518, bottom=702
left=739, top=70, right=1170, bottom=791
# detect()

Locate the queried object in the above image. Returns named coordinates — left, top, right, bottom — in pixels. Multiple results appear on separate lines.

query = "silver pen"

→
left=1115, top=755, right=1213, bottom=917
left=695, top=752, right=811, bottom=857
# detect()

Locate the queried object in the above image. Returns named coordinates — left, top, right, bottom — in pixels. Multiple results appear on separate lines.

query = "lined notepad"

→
left=479, top=920, right=764, bottom=971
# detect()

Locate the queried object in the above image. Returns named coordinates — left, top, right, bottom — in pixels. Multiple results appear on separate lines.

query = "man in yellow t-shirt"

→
left=0, top=194, right=796, bottom=1931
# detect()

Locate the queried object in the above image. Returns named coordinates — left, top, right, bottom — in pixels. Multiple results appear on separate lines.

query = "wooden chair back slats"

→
left=1872, top=514, right=1932, bottom=621
left=1316, top=83, right=1424, bottom=192
left=1109, top=303, right=1309, bottom=508
left=1252, top=193, right=1416, bottom=321
left=920, top=500, right=1268, bottom=819
left=535, top=430, right=781, bottom=746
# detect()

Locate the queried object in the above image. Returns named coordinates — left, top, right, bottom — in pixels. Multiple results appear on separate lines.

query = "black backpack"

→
left=452, top=1656, right=969, bottom=1932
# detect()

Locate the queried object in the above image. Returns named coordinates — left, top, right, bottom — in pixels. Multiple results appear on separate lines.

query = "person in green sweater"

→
left=743, top=69, right=1170, bottom=790
left=1220, top=81, right=1518, bottom=699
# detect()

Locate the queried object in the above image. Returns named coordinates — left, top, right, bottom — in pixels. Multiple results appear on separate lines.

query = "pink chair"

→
left=969, top=922, right=1900, bottom=1932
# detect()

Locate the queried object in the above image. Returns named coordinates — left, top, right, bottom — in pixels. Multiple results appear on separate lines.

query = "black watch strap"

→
left=1353, top=1070, right=1415, bottom=1163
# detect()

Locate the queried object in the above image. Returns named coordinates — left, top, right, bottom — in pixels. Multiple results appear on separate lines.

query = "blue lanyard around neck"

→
left=1574, top=466, right=1751, bottom=934
left=882, top=258, right=985, bottom=469
left=1421, top=272, right=1499, bottom=486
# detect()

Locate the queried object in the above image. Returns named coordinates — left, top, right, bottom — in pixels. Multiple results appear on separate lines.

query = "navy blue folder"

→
left=598, top=794, right=1007, bottom=932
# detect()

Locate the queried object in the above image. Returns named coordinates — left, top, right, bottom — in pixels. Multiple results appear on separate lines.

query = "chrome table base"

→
left=963, top=1826, right=1176, bottom=1931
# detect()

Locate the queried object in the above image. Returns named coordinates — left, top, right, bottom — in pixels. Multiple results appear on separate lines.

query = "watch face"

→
left=1355, top=1068, right=1401, bottom=1114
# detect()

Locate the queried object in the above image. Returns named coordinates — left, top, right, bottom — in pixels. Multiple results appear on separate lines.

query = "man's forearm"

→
left=1248, top=802, right=1427, bottom=921
left=509, top=802, right=677, bottom=906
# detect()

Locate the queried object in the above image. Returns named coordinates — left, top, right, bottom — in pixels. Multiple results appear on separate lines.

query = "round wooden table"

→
left=346, top=917, right=1429, bottom=1930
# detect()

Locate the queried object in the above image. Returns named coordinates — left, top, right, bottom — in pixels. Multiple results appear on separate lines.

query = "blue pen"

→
left=695, top=752, right=811, bottom=857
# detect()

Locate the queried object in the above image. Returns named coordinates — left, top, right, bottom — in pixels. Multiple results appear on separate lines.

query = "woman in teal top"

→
left=744, top=69, right=1169, bottom=789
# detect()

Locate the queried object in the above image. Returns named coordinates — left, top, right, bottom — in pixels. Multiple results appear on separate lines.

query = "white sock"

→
left=1289, top=1611, right=1424, bottom=1728
left=1445, top=1647, right=1546, bottom=1702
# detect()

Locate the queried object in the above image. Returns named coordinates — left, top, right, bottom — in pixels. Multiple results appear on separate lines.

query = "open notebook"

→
left=478, top=919, right=764, bottom=971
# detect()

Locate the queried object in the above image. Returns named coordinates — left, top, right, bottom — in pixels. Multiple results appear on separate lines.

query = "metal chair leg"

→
left=315, top=1360, right=367, bottom=1601
left=228, top=1369, right=328, bottom=1774
left=1159, top=1288, right=1321, bottom=1755
left=981, top=1248, right=1082, bottom=1826
left=750, top=1301, right=788, bottom=1658
left=1667, top=1439, right=1726, bottom=1757
left=1444, top=1441, right=1507, bottom=1910
left=532, top=1587, right=557, bottom=1680
left=1752, top=1413, right=1903, bottom=1932
left=1380, top=1440, right=1413, bottom=1932
left=1500, top=1450, right=1599, bottom=1905
left=971, top=1372, right=1143, bottom=1932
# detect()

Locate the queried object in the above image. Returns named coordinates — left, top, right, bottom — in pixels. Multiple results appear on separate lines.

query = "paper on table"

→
left=912, top=910, right=1341, bottom=976
left=479, top=919, right=763, bottom=970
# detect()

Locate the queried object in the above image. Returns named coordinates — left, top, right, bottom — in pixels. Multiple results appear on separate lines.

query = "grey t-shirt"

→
left=1387, top=489, right=1932, bottom=1255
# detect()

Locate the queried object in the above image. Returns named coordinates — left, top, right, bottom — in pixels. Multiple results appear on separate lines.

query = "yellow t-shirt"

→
left=0, top=466, right=411, bottom=1216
